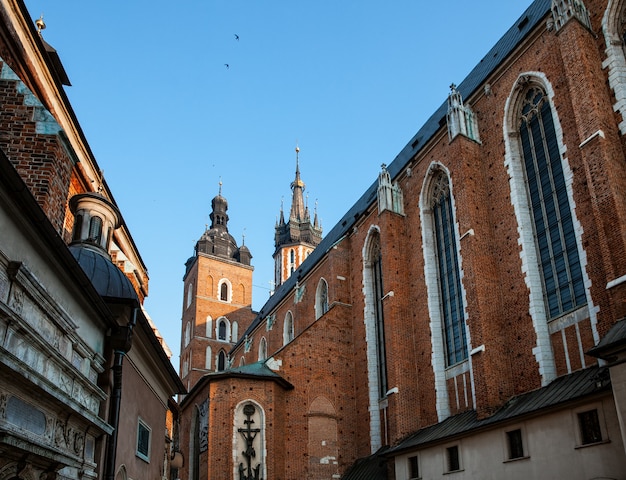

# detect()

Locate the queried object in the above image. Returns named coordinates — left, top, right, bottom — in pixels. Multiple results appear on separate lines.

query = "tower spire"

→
left=290, top=146, right=306, bottom=222
left=274, top=145, right=323, bottom=288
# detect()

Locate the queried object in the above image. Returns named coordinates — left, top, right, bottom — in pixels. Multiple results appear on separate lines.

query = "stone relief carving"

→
left=10, top=287, right=24, bottom=314
left=54, top=419, right=67, bottom=449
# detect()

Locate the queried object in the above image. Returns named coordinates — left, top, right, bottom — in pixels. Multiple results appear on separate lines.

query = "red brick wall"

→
left=181, top=253, right=256, bottom=389
left=0, top=65, right=76, bottom=233
left=181, top=3, right=626, bottom=479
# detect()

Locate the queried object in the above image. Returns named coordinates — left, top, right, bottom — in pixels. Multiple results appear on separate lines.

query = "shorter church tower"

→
left=274, top=147, right=322, bottom=287
left=180, top=183, right=255, bottom=391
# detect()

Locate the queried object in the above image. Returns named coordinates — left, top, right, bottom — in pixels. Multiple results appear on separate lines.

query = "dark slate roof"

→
left=234, top=0, right=552, bottom=347
left=342, top=447, right=389, bottom=480
left=387, top=366, right=610, bottom=455
left=222, top=361, right=293, bottom=384
left=587, top=319, right=626, bottom=360
left=180, top=361, right=294, bottom=408
left=69, top=245, right=139, bottom=304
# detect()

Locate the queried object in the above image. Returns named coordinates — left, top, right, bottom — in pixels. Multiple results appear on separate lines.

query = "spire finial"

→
left=36, top=14, right=46, bottom=35
left=242, top=228, right=246, bottom=246
left=218, top=177, right=223, bottom=196
left=96, top=170, right=105, bottom=194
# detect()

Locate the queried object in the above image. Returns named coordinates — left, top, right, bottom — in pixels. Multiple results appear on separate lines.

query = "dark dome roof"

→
left=70, top=245, right=138, bottom=304
left=212, top=194, right=228, bottom=209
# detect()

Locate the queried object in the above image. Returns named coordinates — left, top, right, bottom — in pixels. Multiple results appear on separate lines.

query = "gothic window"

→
left=205, top=346, right=212, bottom=370
left=431, top=170, right=467, bottom=366
left=217, top=350, right=226, bottom=371
left=115, top=465, right=128, bottom=480
left=258, top=337, right=268, bottom=361
left=220, top=282, right=228, bottom=301
left=365, top=231, right=388, bottom=399
left=88, top=216, right=103, bottom=244
left=283, top=311, right=294, bottom=345
left=186, top=283, right=193, bottom=309
left=290, top=249, right=295, bottom=264
left=232, top=321, right=239, bottom=342
left=218, top=319, right=228, bottom=341
left=307, top=397, right=339, bottom=478
left=182, top=355, right=189, bottom=377
left=206, top=315, right=213, bottom=338
left=184, top=322, right=191, bottom=347
left=315, top=278, right=329, bottom=319
left=519, top=86, right=585, bottom=319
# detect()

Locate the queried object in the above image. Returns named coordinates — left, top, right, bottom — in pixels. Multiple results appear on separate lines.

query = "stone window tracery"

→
left=518, top=86, right=586, bottom=319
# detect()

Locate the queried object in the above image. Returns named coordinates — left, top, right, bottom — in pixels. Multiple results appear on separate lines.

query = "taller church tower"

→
left=274, top=147, right=322, bottom=287
left=180, top=183, right=255, bottom=391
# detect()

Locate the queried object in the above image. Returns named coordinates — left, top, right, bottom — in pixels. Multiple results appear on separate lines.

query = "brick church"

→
left=177, top=0, right=626, bottom=478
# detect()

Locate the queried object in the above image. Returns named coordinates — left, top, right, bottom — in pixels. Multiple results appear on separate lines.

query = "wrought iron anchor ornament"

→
left=238, top=404, right=263, bottom=480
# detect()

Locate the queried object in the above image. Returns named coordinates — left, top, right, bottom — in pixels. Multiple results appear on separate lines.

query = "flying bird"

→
left=224, top=63, right=229, bottom=69
left=234, top=34, right=239, bottom=41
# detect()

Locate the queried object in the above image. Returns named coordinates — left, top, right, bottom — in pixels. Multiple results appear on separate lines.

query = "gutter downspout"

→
left=103, top=306, right=138, bottom=480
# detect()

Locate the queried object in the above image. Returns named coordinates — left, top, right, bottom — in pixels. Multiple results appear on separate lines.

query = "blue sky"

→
left=25, top=1, right=533, bottom=366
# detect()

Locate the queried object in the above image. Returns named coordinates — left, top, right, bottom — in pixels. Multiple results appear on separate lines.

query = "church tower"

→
left=180, top=183, right=255, bottom=391
left=274, top=147, right=322, bottom=287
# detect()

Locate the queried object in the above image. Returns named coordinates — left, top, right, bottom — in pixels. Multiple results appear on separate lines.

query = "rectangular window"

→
left=136, top=419, right=151, bottom=462
left=506, top=429, right=524, bottom=459
left=446, top=445, right=460, bottom=472
left=408, top=455, right=419, bottom=479
left=578, top=409, right=602, bottom=445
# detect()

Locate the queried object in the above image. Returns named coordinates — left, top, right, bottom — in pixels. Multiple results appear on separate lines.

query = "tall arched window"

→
left=205, top=346, right=212, bottom=370
left=603, top=0, right=626, bottom=134
left=217, top=350, right=226, bottom=371
left=72, top=214, right=83, bottom=242
left=218, top=319, right=227, bottom=341
left=88, top=216, right=103, bottom=244
left=232, top=321, right=239, bottom=342
left=430, top=170, right=467, bottom=366
left=186, top=283, right=193, bottom=309
left=206, top=315, right=213, bottom=338
left=258, top=337, right=267, bottom=361
left=283, top=311, right=294, bottom=345
left=315, top=279, right=329, bottom=319
left=518, top=86, right=586, bottom=318
left=220, top=282, right=228, bottom=301
left=362, top=227, right=388, bottom=451
left=184, top=322, right=191, bottom=347
left=365, top=231, right=388, bottom=398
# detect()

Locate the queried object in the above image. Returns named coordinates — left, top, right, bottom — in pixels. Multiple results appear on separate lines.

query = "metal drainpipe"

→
left=103, top=307, right=138, bottom=480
